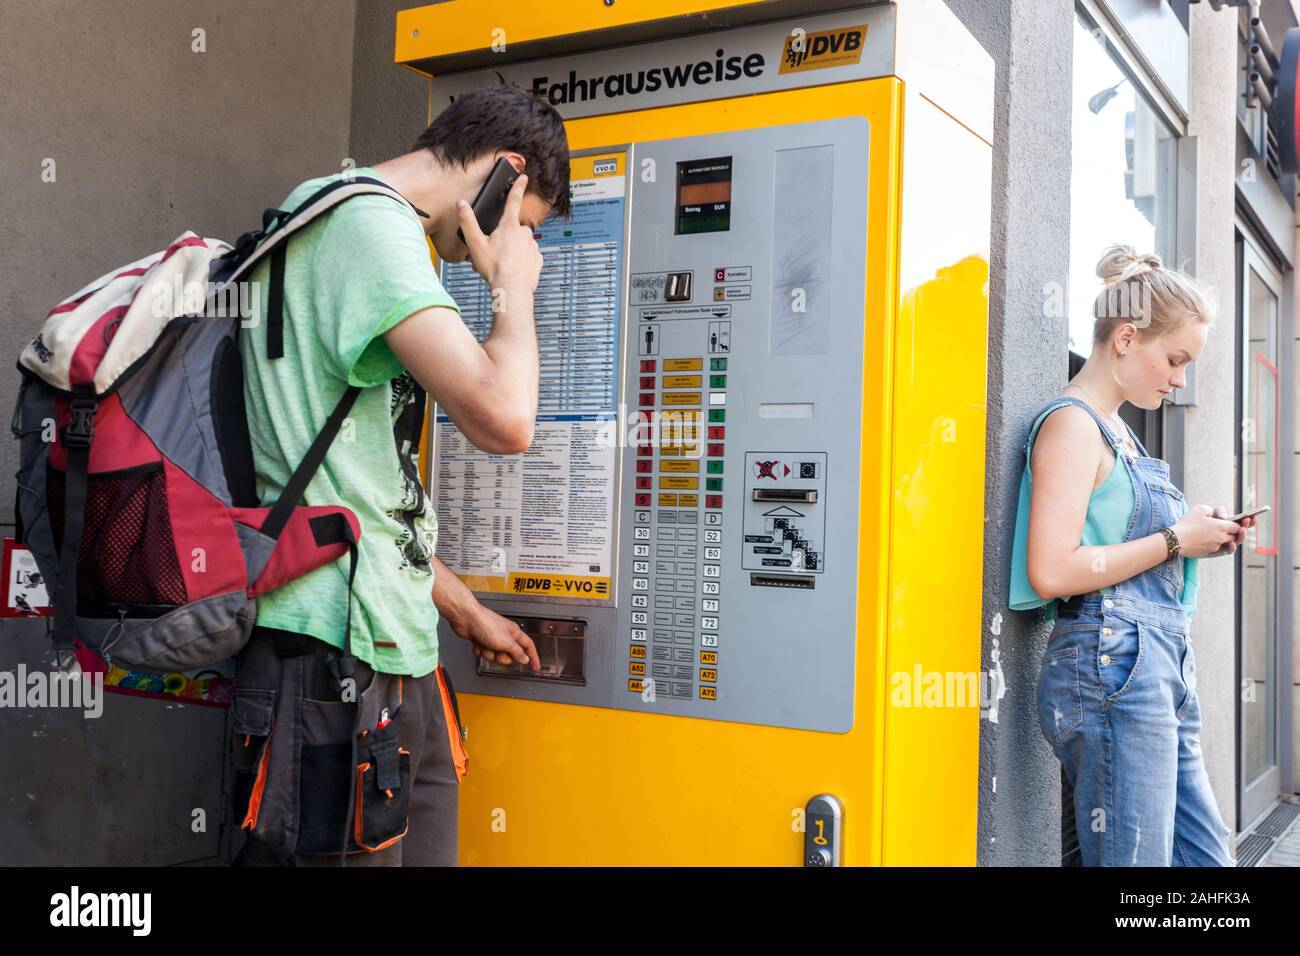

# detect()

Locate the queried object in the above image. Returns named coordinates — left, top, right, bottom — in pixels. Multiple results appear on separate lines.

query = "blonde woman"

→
left=1010, top=245, right=1252, bottom=866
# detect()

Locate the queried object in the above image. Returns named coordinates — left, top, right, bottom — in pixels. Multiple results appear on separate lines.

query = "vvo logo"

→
left=593, top=159, right=618, bottom=175
left=780, top=24, right=868, bottom=74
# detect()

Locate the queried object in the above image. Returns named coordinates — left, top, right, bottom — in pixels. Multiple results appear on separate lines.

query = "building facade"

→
left=0, top=0, right=1295, bottom=865
left=957, top=0, right=1299, bottom=864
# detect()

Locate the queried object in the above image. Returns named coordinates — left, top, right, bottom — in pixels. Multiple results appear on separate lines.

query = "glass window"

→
left=1069, top=10, right=1179, bottom=357
left=1239, top=240, right=1282, bottom=824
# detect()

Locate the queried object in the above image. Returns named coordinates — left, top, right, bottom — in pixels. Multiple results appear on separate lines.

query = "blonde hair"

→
left=1092, top=244, right=1213, bottom=346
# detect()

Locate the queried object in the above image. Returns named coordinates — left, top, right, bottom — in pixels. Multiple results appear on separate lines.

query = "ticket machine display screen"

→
left=676, top=156, right=733, bottom=234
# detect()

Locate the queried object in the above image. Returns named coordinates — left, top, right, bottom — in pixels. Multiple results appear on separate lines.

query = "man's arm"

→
left=384, top=300, right=536, bottom=455
left=386, top=174, right=542, bottom=455
left=431, top=556, right=541, bottom=671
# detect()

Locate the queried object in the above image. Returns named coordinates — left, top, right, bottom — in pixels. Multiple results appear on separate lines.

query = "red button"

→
left=639, top=393, right=655, bottom=407
left=707, top=444, right=724, bottom=457
left=636, top=477, right=651, bottom=490
left=707, top=426, right=725, bottom=440
left=636, top=460, right=652, bottom=473
left=706, top=495, right=722, bottom=509
left=635, top=493, right=651, bottom=507
left=637, top=444, right=653, bottom=457
left=640, top=376, right=655, bottom=389
left=640, top=360, right=656, bottom=372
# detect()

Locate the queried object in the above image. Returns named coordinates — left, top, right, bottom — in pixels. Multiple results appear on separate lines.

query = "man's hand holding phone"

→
left=456, top=171, right=543, bottom=295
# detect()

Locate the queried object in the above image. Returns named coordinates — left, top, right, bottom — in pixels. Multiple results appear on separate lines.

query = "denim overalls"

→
left=1033, top=397, right=1234, bottom=867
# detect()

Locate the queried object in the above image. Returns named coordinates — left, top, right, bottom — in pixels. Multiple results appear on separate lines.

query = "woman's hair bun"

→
left=1096, top=243, right=1162, bottom=284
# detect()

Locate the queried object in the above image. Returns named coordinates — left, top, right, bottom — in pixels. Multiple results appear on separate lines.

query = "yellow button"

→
left=660, top=460, right=699, bottom=473
left=662, top=375, right=702, bottom=389
left=658, top=493, right=678, bottom=507
left=662, top=392, right=701, bottom=406
left=678, top=494, right=699, bottom=507
left=664, top=358, right=703, bottom=372
left=627, top=678, right=644, bottom=693
left=659, top=476, right=699, bottom=490
left=699, top=686, right=717, bottom=700
left=629, top=661, right=646, bottom=676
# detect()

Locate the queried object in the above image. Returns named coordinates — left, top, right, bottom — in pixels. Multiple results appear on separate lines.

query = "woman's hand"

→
left=1171, top=505, right=1247, bottom=558
left=1203, top=506, right=1252, bottom=557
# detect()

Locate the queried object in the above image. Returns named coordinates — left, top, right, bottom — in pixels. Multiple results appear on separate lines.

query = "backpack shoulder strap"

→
left=213, top=176, right=425, bottom=288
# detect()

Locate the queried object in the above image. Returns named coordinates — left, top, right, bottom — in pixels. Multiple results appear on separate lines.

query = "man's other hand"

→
left=450, top=601, right=542, bottom=672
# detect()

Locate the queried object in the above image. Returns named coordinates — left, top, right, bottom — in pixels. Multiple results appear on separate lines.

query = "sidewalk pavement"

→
left=1258, top=809, right=1300, bottom=867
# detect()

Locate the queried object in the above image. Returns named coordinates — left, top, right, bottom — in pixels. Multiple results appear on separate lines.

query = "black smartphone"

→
left=456, top=157, right=520, bottom=245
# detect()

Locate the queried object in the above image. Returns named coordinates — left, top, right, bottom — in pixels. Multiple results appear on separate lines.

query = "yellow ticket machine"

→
left=398, top=0, right=993, bottom=865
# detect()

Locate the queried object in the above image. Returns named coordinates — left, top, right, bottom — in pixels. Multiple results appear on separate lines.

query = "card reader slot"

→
left=751, top=488, right=818, bottom=503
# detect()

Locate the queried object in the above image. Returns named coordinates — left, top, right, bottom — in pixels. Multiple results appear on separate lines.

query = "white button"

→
left=1100, top=654, right=1111, bottom=665
left=1102, top=627, right=1112, bottom=636
left=1103, top=599, right=1114, bottom=608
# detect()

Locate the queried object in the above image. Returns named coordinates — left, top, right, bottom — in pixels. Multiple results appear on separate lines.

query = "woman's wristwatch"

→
left=1158, top=526, right=1181, bottom=560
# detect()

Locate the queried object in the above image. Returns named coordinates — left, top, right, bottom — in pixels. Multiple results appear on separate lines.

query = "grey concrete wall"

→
left=0, top=0, right=357, bottom=865
left=944, top=0, right=1078, bottom=866
left=1182, top=2, right=1244, bottom=835
left=349, top=0, right=433, bottom=166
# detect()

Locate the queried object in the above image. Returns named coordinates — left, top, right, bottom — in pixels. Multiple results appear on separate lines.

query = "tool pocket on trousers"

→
left=1097, top=614, right=1144, bottom=703
left=296, top=694, right=362, bottom=855
left=354, top=706, right=412, bottom=852
left=230, top=688, right=276, bottom=832
left=1038, top=645, right=1083, bottom=745
left=437, top=664, right=469, bottom=782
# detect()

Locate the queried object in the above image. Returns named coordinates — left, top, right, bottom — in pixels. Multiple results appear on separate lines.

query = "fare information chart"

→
left=435, top=153, right=627, bottom=601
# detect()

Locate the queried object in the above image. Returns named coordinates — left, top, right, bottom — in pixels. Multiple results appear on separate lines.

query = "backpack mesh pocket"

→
left=48, top=461, right=187, bottom=616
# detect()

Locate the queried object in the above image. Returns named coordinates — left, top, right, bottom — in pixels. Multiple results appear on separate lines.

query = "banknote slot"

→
left=476, top=615, right=587, bottom=685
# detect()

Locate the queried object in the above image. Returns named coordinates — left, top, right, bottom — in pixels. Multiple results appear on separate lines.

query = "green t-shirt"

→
left=240, top=167, right=458, bottom=676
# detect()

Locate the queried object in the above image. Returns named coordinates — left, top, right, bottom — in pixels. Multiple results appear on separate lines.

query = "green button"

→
left=708, top=409, right=726, bottom=422
left=710, top=358, right=727, bottom=371
left=709, top=375, right=727, bottom=389
left=706, top=460, right=724, bottom=474
left=705, top=477, right=723, bottom=491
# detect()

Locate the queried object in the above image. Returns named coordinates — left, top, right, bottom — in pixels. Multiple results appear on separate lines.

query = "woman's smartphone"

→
left=1225, top=505, right=1270, bottom=523
left=456, top=157, right=520, bottom=245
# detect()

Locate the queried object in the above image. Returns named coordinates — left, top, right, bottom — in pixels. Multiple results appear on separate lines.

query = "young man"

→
left=228, top=86, right=570, bottom=866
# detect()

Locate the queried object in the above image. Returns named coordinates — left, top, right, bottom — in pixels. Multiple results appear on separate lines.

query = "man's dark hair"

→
left=412, top=86, right=571, bottom=220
